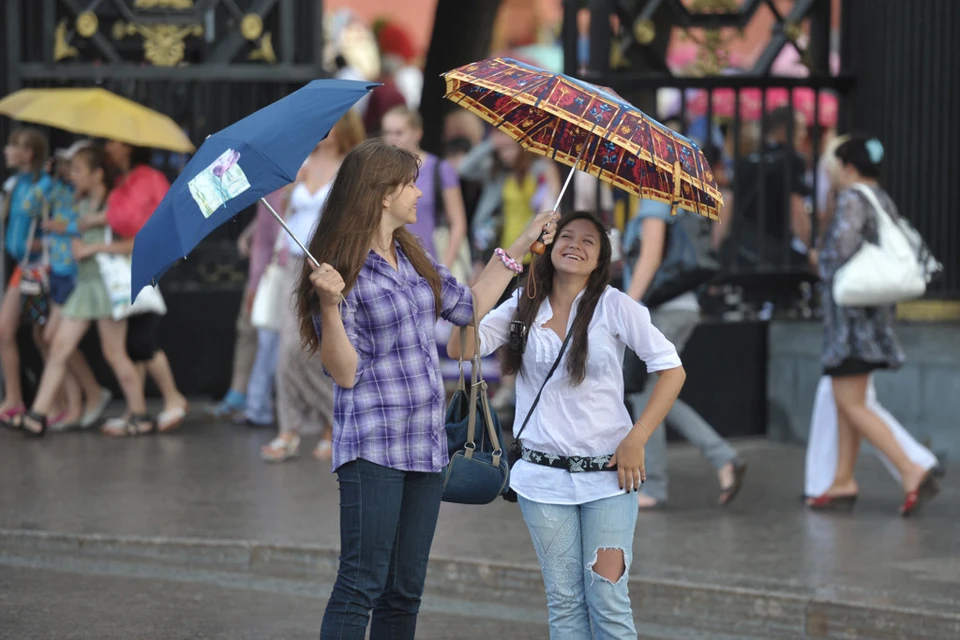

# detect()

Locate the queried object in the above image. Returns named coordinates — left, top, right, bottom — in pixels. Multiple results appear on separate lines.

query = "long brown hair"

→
left=501, top=211, right=612, bottom=385
left=296, top=137, right=443, bottom=352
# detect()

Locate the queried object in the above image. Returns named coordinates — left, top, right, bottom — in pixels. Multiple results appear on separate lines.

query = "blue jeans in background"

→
left=243, top=329, right=279, bottom=425
left=519, top=491, right=639, bottom=639
left=320, top=458, right=445, bottom=640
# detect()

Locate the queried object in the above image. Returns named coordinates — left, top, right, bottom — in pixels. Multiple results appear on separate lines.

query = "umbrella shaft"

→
left=260, top=197, right=321, bottom=269
left=553, top=139, right=590, bottom=213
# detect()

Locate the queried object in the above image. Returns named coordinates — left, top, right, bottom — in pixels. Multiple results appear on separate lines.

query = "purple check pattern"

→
left=315, top=245, right=474, bottom=473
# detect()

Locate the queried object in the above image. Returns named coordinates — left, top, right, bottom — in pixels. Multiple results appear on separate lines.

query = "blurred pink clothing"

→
left=247, top=188, right=284, bottom=294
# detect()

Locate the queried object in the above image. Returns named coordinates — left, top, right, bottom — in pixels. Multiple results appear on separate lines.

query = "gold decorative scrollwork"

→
left=113, top=21, right=203, bottom=66
left=76, top=11, right=99, bottom=38
left=681, top=0, right=744, bottom=75
left=134, top=0, right=194, bottom=9
left=248, top=32, right=277, bottom=64
left=633, top=19, right=656, bottom=46
left=241, top=14, right=264, bottom=41
left=54, top=20, right=78, bottom=62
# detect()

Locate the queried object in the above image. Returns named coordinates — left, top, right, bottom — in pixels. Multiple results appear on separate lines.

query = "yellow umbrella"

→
left=0, top=87, right=195, bottom=153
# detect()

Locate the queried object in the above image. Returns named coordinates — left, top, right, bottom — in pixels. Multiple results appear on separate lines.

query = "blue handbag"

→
left=441, top=298, right=509, bottom=504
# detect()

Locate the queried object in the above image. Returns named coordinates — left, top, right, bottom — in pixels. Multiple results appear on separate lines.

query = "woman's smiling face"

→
left=551, top=218, right=601, bottom=276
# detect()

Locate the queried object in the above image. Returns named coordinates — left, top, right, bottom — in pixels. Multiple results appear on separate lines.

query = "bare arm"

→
left=625, top=217, right=667, bottom=302
left=440, top=185, right=468, bottom=268
left=78, top=211, right=108, bottom=231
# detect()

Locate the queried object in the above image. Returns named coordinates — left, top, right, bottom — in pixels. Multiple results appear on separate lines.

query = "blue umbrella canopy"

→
left=131, top=78, right=378, bottom=294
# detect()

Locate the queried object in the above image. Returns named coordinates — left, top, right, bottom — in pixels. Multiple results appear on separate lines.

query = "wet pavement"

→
left=0, top=409, right=958, bottom=639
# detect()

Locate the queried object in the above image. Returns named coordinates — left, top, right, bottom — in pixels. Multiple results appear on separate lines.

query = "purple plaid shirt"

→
left=315, top=244, right=474, bottom=473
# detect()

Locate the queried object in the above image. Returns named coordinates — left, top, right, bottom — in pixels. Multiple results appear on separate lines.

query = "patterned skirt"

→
left=275, top=258, right=334, bottom=435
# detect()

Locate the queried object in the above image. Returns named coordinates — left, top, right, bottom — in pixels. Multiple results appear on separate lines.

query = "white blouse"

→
left=478, top=286, right=682, bottom=505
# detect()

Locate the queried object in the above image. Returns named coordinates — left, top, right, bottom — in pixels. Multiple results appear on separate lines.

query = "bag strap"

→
left=20, top=218, right=38, bottom=269
left=22, top=188, right=52, bottom=269
left=459, top=291, right=504, bottom=465
left=849, top=184, right=904, bottom=242
left=514, top=327, right=573, bottom=445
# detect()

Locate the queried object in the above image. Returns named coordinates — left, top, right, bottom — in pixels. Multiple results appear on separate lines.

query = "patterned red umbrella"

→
left=442, top=57, right=724, bottom=221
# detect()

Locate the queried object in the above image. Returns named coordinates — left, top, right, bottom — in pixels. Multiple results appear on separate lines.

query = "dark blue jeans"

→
left=320, top=458, right=445, bottom=640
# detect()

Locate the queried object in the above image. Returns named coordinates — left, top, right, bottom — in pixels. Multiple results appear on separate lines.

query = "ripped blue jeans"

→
left=518, top=492, right=639, bottom=639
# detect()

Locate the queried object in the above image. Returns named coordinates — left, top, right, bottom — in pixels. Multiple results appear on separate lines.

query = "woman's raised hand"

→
left=310, top=263, right=345, bottom=308
left=519, top=210, right=561, bottom=254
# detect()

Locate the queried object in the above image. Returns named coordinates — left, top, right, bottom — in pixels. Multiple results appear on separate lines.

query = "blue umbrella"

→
left=131, top=78, right=378, bottom=294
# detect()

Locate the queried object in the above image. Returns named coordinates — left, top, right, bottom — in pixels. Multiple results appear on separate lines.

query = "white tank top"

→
left=281, top=181, right=332, bottom=256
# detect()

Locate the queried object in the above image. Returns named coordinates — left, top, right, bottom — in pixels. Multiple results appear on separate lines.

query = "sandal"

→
left=806, top=493, right=858, bottom=512
left=15, top=411, right=48, bottom=438
left=102, top=413, right=155, bottom=438
left=718, top=461, right=748, bottom=506
left=312, top=439, right=333, bottom=461
left=901, top=472, right=940, bottom=517
left=158, top=405, right=188, bottom=433
left=0, top=404, right=26, bottom=428
left=261, top=434, right=301, bottom=463
left=80, top=388, right=113, bottom=429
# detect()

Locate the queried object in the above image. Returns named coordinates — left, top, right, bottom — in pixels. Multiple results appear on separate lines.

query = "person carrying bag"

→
left=448, top=212, right=685, bottom=639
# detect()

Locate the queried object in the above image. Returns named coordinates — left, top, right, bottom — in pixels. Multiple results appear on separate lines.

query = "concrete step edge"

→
left=2, top=528, right=958, bottom=639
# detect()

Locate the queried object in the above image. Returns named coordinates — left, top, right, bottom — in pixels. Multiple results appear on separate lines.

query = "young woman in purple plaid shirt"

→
left=295, top=137, right=558, bottom=640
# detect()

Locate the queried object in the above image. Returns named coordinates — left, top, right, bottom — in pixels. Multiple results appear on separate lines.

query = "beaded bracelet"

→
left=494, top=247, right=523, bottom=274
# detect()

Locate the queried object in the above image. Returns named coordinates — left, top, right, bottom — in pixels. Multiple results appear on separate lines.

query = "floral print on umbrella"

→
left=188, top=148, right=251, bottom=218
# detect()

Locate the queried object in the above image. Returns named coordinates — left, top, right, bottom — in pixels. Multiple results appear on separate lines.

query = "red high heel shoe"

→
left=806, top=493, right=858, bottom=512
left=901, top=474, right=940, bottom=517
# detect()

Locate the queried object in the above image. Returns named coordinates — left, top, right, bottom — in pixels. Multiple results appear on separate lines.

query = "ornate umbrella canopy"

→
left=443, top=57, right=724, bottom=220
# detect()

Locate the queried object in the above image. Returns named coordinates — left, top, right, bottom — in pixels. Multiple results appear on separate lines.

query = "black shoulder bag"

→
left=503, top=330, right=573, bottom=502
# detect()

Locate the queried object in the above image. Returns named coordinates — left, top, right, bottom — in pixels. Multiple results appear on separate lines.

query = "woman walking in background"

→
left=623, top=198, right=746, bottom=509
left=261, top=110, right=365, bottom=462
left=238, top=188, right=286, bottom=429
left=0, top=127, right=52, bottom=425
left=381, top=106, right=469, bottom=273
left=808, top=134, right=938, bottom=515
left=13, top=145, right=153, bottom=437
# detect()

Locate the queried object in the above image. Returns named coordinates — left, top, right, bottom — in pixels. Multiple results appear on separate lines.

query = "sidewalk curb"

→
left=2, top=529, right=958, bottom=639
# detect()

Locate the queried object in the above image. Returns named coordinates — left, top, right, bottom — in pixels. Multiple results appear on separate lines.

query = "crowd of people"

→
left=0, top=20, right=945, bottom=638
left=0, top=130, right=187, bottom=438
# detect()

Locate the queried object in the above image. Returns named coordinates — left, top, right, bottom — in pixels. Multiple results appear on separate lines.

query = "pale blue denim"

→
left=244, top=329, right=280, bottom=425
left=518, top=492, right=639, bottom=640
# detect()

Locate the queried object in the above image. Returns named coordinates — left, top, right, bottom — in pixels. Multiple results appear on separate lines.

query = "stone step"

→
left=4, top=529, right=957, bottom=639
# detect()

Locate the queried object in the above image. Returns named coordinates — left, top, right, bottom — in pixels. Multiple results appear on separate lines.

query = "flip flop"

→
left=157, top=405, right=188, bottom=433
left=80, top=388, right=114, bottom=429
left=719, top=462, right=748, bottom=506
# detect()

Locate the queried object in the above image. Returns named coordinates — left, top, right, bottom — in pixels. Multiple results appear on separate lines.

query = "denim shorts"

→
left=48, top=273, right=77, bottom=306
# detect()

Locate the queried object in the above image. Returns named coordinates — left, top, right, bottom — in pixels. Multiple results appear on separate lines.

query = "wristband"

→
left=494, top=247, right=523, bottom=274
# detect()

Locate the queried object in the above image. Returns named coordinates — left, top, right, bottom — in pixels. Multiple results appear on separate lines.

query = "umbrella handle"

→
left=260, top=197, right=321, bottom=269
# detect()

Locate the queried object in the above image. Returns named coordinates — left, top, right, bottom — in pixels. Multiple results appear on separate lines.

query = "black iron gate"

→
left=1, top=0, right=328, bottom=291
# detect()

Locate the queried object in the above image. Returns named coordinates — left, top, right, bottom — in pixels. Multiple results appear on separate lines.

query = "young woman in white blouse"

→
left=450, top=211, right=686, bottom=639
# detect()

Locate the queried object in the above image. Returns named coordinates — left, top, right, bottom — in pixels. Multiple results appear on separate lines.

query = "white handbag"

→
left=832, top=184, right=927, bottom=307
left=96, top=227, right=166, bottom=320
left=251, top=262, right=287, bottom=331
